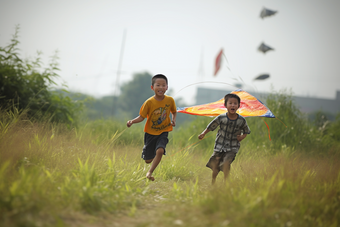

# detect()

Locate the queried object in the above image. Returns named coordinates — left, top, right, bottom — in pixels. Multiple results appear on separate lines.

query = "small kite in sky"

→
left=178, top=89, right=276, bottom=139
left=214, top=49, right=223, bottom=76
left=258, top=42, right=274, bottom=54
left=260, top=7, right=278, bottom=19
left=254, top=74, right=270, bottom=81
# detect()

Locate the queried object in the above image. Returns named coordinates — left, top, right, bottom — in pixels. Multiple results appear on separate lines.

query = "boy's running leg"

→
left=222, top=162, right=231, bottom=181
left=212, top=168, right=219, bottom=185
left=145, top=159, right=155, bottom=181
left=206, top=152, right=221, bottom=185
left=146, top=147, right=164, bottom=181
left=222, top=152, right=235, bottom=182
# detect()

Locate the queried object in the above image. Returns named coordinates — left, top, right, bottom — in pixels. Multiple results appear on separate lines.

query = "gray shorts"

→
left=142, top=132, right=168, bottom=160
left=206, top=151, right=236, bottom=172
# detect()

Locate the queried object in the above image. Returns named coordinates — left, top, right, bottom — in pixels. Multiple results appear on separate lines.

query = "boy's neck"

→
left=153, top=94, right=165, bottom=101
left=227, top=112, right=238, bottom=120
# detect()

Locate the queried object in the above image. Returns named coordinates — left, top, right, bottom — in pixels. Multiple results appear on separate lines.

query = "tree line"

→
left=0, top=26, right=190, bottom=126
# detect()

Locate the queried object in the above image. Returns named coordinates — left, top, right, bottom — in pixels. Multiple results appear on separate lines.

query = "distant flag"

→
left=254, top=74, right=270, bottom=80
left=258, top=42, right=274, bottom=54
left=260, top=7, right=278, bottom=19
left=214, top=49, right=223, bottom=76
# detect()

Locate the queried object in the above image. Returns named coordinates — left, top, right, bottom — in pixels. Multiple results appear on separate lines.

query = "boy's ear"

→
left=151, top=85, right=154, bottom=90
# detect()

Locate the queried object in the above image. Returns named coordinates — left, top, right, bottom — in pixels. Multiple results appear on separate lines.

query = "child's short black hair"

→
left=224, top=93, right=241, bottom=107
left=152, top=74, right=168, bottom=86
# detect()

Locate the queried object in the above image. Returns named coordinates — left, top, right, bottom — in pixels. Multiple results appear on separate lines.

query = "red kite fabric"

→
left=177, top=89, right=275, bottom=118
left=214, top=49, right=223, bottom=76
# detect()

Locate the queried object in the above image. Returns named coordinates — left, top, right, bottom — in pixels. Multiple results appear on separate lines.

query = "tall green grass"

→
left=165, top=151, right=340, bottom=227
left=1, top=91, right=339, bottom=227
left=0, top=109, right=146, bottom=225
left=0, top=105, right=205, bottom=226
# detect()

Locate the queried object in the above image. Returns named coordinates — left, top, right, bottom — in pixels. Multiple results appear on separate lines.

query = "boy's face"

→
left=151, top=78, right=168, bottom=96
left=225, top=97, right=240, bottom=114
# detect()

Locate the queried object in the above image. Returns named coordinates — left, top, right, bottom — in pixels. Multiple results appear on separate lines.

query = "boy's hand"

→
left=237, top=134, right=247, bottom=142
left=127, top=120, right=133, bottom=127
left=198, top=134, right=205, bottom=140
left=171, top=120, right=176, bottom=127
left=198, top=129, right=210, bottom=140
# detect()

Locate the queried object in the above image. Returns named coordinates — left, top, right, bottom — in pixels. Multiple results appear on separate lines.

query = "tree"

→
left=117, top=72, right=154, bottom=119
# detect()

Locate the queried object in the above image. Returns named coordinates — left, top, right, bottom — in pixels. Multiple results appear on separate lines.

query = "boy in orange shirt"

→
left=127, top=74, right=177, bottom=181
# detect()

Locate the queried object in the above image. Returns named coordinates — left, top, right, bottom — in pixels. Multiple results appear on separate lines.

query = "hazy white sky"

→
left=1, top=0, right=340, bottom=105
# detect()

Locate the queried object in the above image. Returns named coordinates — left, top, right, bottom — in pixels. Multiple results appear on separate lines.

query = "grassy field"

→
left=1, top=104, right=340, bottom=227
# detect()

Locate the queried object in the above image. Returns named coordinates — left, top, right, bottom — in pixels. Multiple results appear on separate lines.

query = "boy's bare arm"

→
left=198, top=128, right=211, bottom=140
left=171, top=111, right=177, bottom=127
left=127, top=115, right=145, bottom=127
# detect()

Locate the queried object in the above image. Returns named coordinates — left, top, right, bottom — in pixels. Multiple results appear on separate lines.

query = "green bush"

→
left=0, top=26, right=84, bottom=127
left=321, top=113, right=340, bottom=150
left=265, top=89, right=324, bottom=152
left=241, top=89, right=323, bottom=153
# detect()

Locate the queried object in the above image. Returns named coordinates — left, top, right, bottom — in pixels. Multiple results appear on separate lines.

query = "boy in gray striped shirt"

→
left=198, top=93, right=251, bottom=184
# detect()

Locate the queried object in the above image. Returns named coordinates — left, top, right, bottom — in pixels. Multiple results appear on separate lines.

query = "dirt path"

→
left=62, top=181, right=178, bottom=227
left=62, top=168, right=211, bottom=226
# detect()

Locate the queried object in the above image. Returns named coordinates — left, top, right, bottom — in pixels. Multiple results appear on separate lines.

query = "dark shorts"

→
left=142, top=132, right=169, bottom=160
left=206, top=151, right=236, bottom=172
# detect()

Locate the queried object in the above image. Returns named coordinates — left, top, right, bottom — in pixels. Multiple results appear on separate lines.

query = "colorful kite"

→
left=177, top=89, right=276, bottom=139
left=178, top=89, right=275, bottom=118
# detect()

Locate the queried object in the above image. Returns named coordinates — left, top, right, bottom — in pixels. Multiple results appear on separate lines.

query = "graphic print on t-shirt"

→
left=150, top=104, right=171, bottom=131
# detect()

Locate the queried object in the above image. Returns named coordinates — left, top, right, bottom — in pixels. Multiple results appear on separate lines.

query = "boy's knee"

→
left=145, top=159, right=153, bottom=164
left=212, top=169, right=219, bottom=176
left=156, top=147, right=164, bottom=155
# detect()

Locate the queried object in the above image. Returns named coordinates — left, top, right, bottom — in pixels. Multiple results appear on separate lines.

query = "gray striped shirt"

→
left=207, top=113, right=251, bottom=153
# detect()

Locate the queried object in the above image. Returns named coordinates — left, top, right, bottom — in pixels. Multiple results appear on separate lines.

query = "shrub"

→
left=0, top=25, right=84, bottom=127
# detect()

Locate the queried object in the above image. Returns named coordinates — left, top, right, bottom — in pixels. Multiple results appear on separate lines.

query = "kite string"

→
left=222, top=52, right=229, bottom=64
left=260, top=117, right=271, bottom=141
left=174, top=51, right=252, bottom=98
left=275, top=117, right=287, bottom=127
left=222, top=51, right=247, bottom=84
left=174, top=81, right=240, bottom=97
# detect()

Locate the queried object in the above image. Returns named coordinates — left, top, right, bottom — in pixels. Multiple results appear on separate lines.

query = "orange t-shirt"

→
left=139, top=95, right=177, bottom=135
